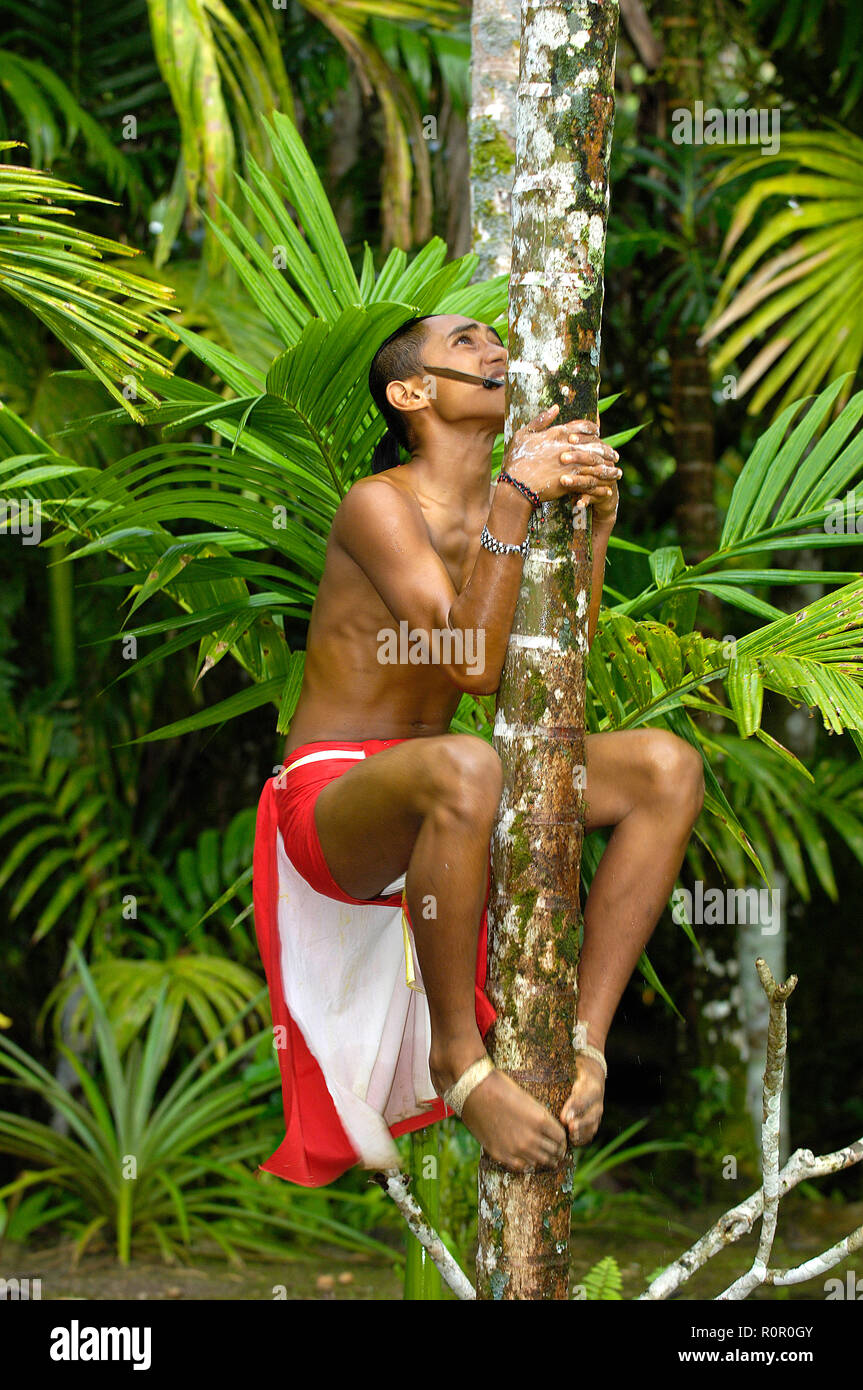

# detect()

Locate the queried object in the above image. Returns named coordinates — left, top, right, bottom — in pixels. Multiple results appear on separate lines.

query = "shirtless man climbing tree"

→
left=276, top=312, right=705, bottom=1176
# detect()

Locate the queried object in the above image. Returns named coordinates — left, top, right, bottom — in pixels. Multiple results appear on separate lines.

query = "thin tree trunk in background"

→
left=650, top=2, right=746, bottom=1177
left=743, top=543, right=824, bottom=1163
left=328, top=73, right=361, bottom=248
left=476, top=0, right=619, bottom=1302
left=657, top=0, right=719, bottom=579
left=738, top=871, right=790, bottom=1165
left=671, top=324, right=718, bottom=567
left=49, top=544, right=76, bottom=685
left=443, top=99, right=473, bottom=258
left=468, top=0, right=520, bottom=280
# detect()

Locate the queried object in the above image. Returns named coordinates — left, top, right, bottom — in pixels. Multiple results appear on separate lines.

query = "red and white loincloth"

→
left=252, top=737, right=496, bottom=1187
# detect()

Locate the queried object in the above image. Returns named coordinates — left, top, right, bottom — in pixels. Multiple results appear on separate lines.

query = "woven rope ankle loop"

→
left=574, top=1021, right=608, bottom=1079
left=442, top=1054, right=495, bottom=1117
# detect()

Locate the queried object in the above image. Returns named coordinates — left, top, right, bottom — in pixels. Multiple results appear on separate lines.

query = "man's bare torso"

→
left=283, top=469, right=495, bottom=757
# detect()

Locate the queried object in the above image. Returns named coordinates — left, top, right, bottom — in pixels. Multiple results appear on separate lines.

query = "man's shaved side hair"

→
left=368, top=315, right=435, bottom=474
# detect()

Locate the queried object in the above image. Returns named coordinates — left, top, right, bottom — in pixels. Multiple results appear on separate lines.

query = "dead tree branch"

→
left=640, top=958, right=863, bottom=1301
left=372, top=1168, right=476, bottom=1300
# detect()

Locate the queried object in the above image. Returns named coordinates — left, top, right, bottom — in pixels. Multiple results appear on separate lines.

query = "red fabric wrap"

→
left=252, top=737, right=496, bottom=1187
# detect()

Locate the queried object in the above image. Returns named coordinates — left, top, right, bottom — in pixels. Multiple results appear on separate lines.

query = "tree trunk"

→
left=475, top=0, right=620, bottom=1301
left=671, top=324, right=718, bottom=568
left=738, top=870, right=790, bottom=1165
left=327, top=72, right=362, bottom=249
left=468, top=0, right=520, bottom=281
left=654, top=0, right=720, bottom=587
left=442, top=96, right=473, bottom=259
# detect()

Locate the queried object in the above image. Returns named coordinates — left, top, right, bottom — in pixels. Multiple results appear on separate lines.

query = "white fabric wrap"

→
left=274, top=826, right=438, bottom=1171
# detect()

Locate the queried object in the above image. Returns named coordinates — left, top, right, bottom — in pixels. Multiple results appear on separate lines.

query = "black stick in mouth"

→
left=421, top=363, right=505, bottom=390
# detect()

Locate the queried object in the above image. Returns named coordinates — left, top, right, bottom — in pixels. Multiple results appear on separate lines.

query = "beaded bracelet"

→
left=498, top=469, right=541, bottom=510
left=480, top=523, right=529, bottom=559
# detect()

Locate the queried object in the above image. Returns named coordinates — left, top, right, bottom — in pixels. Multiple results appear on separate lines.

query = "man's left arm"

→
left=587, top=513, right=616, bottom=648
left=569, top=451, right=620, bottom=649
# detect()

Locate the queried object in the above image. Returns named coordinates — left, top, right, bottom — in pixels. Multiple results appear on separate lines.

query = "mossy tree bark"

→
left=476, top=0, right=620, bottom=1302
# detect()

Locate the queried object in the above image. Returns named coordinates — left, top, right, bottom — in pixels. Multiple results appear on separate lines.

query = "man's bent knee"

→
left=421, top=734, right=503, bottom=822
left=641, top=730, right=704, bottom=818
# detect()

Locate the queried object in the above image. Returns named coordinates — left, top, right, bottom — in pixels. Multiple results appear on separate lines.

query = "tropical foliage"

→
left=0, top=948, right=397, bottom=1264
left=700, top=131, right=863, bottom=415
left=0, top=147, right=175, bottom=418
left=1, top=0, right=861, bottom=1289
left=0, top=0, right=469, bottom=263
left=1, top=109, right=861, bottom=1051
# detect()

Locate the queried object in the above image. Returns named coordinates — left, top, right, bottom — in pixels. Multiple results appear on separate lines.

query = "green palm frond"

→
left=368, top=12, right=471, bottom=115
left=137, top=257, right=283, bottom=376
left=146, top=0, right=296, bottom=267
left=0, top=739, right=135, bottom=949
left=617, top=375, right=863, bottom=626
left=38, top=806, right=261, bottom=1057
left=0, top=0, right=162, bottom=110
left=690, top=737, right=863, bottom=900
left=587, top=541, right=863, bottom=883
left=307, top=4, right=463, bottom=250
left=594, top=369, right=863, bottom=772
left=143, top=0, right=462, bottom=265
left=594, top=577, right=863, bottom=768
left=0, top=145, right=177, bottom=419
left=608, top=138, right=732, bottom=338
left=699, top=131, right=863, bottom=416
left=587, top=617, right=769, bottom=880
left=0, top=51, right=147, bottom=203
left=134, top=808, right=257, bottom=954
left=589, top=377, right=863, bottom=791
left=42, top=955, right=267, bottom=1062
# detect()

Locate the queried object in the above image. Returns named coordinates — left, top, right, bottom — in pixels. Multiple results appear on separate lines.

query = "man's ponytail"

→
left=370, top=427, right=403, bottom=475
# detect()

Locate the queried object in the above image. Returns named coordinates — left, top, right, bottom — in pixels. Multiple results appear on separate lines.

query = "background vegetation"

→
left=0, top=0, right=861, bottom=1296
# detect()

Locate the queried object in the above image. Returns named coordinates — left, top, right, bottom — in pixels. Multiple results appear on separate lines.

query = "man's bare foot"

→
left=560, top=1052, right=606, bottom=1146
left=430, top=1045, right=568, bottom=1172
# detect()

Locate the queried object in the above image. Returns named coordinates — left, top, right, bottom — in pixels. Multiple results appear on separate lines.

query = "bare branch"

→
left=619, top=0, right=664, bottom=69
left=639, top=1137, right=863, bottom=1299
left=717, top=960, right=797, bottom=1298
left=373, top=1168, right=476, bottom=1301
left=767, top=1221, right=863, bottom=1287
left=640, top=957, right=863, bottom=1301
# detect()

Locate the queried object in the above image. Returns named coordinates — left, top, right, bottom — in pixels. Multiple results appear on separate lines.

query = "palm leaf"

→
left=617, top=379, right=863, bottom=628
left=0, top=743, right=134, bottom=948
left=0, top=51, right=146, bottom=202
left=693, top=735, right=863, bottom=901
left=699, top=131, right=863, bottom=415
left=0, top=145, right=176, bottom=420
left=146, top=0, right=296, bottom=268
